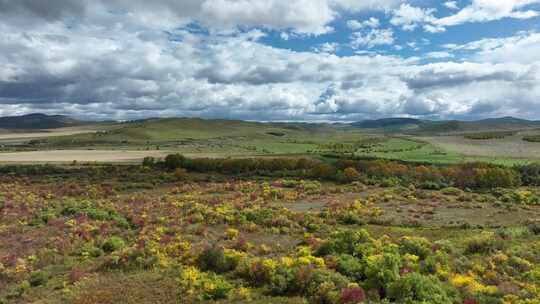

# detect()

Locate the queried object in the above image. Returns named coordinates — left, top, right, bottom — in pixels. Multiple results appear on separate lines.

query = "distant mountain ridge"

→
left=350, top=116, right=540, bottom=134
left=0, top=113, right=83, bottom=129
left=1, top=113, right=539, bottom=134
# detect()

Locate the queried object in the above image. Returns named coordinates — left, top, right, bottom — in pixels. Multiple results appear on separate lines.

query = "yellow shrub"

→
left=225, top=228, right=239, bottom=240
left=178, top=266, right=202, bottom=296
left=449, top=273, right=498, bottom=294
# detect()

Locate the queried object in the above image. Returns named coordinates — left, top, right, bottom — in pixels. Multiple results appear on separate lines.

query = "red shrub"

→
left=340, top=287, right=366, bottom=303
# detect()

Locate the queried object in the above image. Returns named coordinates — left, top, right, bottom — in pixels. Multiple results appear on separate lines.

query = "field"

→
left=1, top=159, right=540, bottom=303
left=1, top=118, right=540, bottom=166
left=420, top=134, right=540, bottom=161
left=0, top=150, right=170, bottom=163
left=353, top=135, right=540, bottom=165
left=0, top=126, right=113, bottom=142
left=0, top=119, right=367, bottom=163
left=2, top=117, right=540, bottom=303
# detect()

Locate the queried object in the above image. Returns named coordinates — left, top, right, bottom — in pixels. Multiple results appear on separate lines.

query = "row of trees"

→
left=145, top=154, right=537, bottom=189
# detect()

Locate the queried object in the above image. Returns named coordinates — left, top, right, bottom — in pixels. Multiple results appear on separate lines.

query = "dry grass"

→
left=0, top=126, right=111, bottom=141
left=0, top=150, right=170, bottom=163
left=419, top=134, right=540, bottom=160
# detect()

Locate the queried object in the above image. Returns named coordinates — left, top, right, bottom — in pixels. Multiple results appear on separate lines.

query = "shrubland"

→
left=1, top=156, right=540, bottom=303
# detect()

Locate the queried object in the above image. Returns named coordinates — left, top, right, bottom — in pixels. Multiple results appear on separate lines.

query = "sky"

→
left=0, top=0, right=540, bottom=122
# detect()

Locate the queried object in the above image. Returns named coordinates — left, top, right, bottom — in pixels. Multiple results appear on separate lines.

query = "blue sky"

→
left=260, top=1, right=540, bottom=60
left=1, top=0, right=540, bottom=121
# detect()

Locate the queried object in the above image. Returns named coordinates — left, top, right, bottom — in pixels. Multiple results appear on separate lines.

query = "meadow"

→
left=2, top=117, right=540, bottom=303
left=1, top=156, right=540, bottom=303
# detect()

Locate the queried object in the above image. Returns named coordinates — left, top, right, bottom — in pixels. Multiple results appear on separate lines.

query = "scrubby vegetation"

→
left=523, top=135, right=540, bottom=143
left=141, top=153, right=537, bottom=190
left=1, top=156, right=540, bottom=303
left=464, top=132, right=515, bottom=140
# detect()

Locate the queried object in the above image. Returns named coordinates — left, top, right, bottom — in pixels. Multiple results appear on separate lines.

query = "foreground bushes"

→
left=186, top=228, right=522, bottom=303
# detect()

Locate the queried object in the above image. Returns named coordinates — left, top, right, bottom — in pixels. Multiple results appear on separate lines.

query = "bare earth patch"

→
left=0, top=150, right=169, bottom=163
left=0, top=126, right=110, bottom=141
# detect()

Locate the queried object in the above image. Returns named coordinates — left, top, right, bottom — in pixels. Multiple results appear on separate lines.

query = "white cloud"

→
left=351, top=28, right=395, bottom=48
left=331, top=0, right=401, bottom=12
left=445, top=31, right=540, bottom=64
left=347, top=17, right=380, bottom=30
left=436, top=0, right=540, bottom=27
left=388, top=0, right=540, bottom=33
left=444, top=1, right=459, bottom=10
left=1, top=0, right=540, bottom=121
left=390, top=4, right=437, bottom=31
left=313, top=42, right=340, bottom=53
left=425, top=51, right=454, bottom=59
left=423, top=24, right=446, bottom=33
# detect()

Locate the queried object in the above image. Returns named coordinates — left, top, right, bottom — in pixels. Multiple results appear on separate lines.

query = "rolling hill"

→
left=351, top=117, right=540, bottom=135
left=0, top=113, right=83, bottom=129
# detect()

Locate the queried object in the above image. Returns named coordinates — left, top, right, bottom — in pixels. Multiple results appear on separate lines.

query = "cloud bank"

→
left=0, top=0, right=539, bottom=121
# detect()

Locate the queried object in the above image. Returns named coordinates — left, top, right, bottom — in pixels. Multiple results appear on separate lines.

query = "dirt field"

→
left=0, top=150, right=169, bottom=163
left=0, top=126, right=111, bottom=141
left=419, top=134, right=540, bottom=160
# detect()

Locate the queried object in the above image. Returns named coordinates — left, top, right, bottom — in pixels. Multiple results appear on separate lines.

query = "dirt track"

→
left=0, top=150, right=169, bottom=163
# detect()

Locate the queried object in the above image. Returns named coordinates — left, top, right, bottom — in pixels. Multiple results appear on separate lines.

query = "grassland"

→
left=352, top=135, right=540, bottom=165
left=1, top=163, right=540, bottom=303
left=1, top=117, right=540, bottom=166
left=2, top=115, right=540, bottom=303
left=0, top=118, right=367, bottom=162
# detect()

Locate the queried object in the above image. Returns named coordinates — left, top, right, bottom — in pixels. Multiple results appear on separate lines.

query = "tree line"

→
left=144, top=154, right=540, bottom=189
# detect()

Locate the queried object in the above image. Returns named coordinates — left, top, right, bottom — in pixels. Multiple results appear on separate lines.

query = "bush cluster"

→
left=150, top=154, right=536, bottom=189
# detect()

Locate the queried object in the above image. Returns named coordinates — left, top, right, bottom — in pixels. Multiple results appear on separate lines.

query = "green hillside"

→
left=27, top=118, right=365, bottom=157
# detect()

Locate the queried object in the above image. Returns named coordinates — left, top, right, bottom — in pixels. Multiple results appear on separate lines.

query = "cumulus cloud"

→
left=347, top=17, right=380, bottom=30
left=436, top=0, right=540, bottom=27
left=1, top=1, right=540, bottom=121
left=425, top=51, right=454, bottom=59
left=390, top=4, right=437, bottom=31
left=443, top=31, right=540, bottom=63
left=388, top=0, right=539, bottom=33
left=351, top=29, right=395, bottom=49
left=444, top=1, right=459, bottom=10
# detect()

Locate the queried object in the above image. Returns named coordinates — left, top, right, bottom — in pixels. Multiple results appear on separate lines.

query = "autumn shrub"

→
left=419, top=181, right=446, bottom=190
left=441, top=187, right=463, bottom=196
left=362, top=251, right=402, bottom=292
left=516, top=163, right=540, bottom=186
left=305, top=268, right=350, bottom=302
left=335, top=254, right=364, bottom=280
left=178, top=266, right=233, bottom=300
left=29, top=270, right=49, bottom=287
left=528, top=220, right=540, bottom=235
left=236, top=258, right=277, bottom=287
left=141, top=156, right=155, bottom=167
left=173, top=168, right=188, bottom=181
left=339, top=286, right=366, bottom=304
left=398, top=236, right=432, bottom=260
left=315, top=229, right=371, bottom=256
left=197, top=247, right=239, bottom=274
left=343, top=167, right=361, bottom=183
left=387, top=273, right=455, bottom=304
left=163, top=153, right=186, bottom=170
left=464, top=235, right=500, bottom=255
left=102, top=236, right=126, bottom=253
left=268, top=267, right=295, bottom=295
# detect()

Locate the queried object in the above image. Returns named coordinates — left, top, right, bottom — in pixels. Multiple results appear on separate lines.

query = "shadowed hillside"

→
left=351, top=117, right=540, bottom=135
left=0, top=113, right=83, bottom=129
